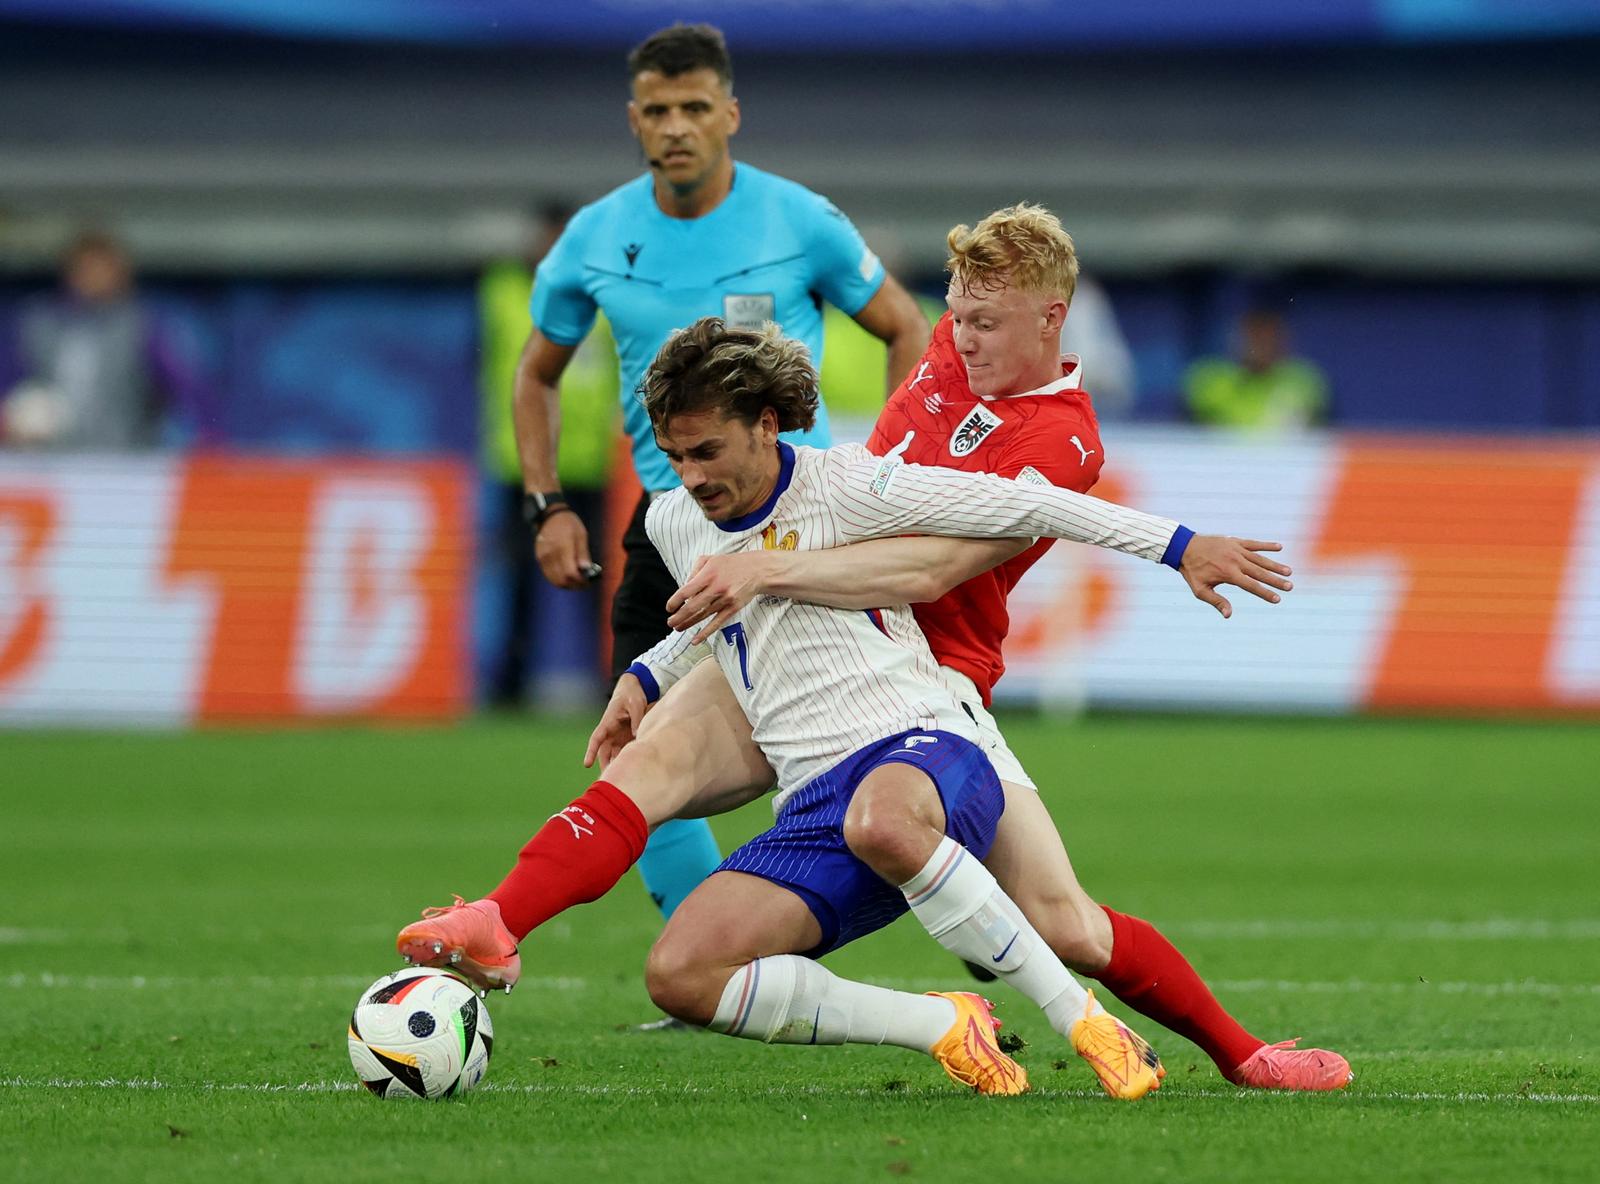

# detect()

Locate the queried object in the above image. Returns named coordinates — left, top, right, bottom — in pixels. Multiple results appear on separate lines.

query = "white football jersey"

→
left=635, top=442, right=1178, bottom=810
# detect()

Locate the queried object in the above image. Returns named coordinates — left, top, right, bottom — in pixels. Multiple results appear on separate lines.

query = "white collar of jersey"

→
left=976, top=353, right=1084, bottom=402
left=714, top=441, right=797, bottom=532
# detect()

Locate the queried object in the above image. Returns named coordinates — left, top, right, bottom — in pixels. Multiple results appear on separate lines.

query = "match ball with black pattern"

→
left=347, top=967, right=493, bottom=1100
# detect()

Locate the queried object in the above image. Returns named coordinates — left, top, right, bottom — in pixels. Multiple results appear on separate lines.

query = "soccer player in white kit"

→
left=612, top=316, right=1223, bottom=1097
left=398, top=214, right=1348, bottom=1095
left=401, top=315, right=1293, bottom=1096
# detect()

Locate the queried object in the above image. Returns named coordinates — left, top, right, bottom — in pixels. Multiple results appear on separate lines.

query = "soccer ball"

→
left=347, top=967, right=494, bottom=1100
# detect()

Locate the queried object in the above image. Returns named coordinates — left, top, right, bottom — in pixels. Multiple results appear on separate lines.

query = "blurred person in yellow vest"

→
left=817, top=292, right=944, bottom=442
left=480, top=202, right=618, bottom=707
left=1184, top=305, right=1328, bottom=430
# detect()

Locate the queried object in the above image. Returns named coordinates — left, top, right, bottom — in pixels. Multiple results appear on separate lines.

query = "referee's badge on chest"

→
left=723, top=293, right=776, bottom=330
left=949, top=404, right=1004, bottom=457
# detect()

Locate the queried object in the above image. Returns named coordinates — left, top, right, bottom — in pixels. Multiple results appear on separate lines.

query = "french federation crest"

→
left=949, top=405, right=1003, bottom=457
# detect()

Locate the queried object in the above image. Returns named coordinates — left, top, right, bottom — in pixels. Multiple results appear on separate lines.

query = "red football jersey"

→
left=865, top=313, right=1104, bottom=704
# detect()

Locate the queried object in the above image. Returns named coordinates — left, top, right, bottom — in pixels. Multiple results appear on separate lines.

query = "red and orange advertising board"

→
left=0, top=454, right=470, bottom=725
left=4, top=432, right=1600, bottom=724
left=994, top=430, right=1600, bottom=714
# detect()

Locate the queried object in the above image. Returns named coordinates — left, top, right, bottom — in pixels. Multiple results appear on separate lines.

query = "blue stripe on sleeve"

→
left=1160, top=525, right=1195, bottom=570
left=626, top=662, right=661, bottom=703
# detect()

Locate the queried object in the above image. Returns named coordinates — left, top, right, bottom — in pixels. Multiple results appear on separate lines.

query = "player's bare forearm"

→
left=584, top=673, right=650, bottom=769
left=511, top=330, right=576, bottom=493
left=761, top=536, right=1027, bottom=607
left=511, top=371, right=563, bottom=493
left=515, top=330, right=596, bottom=587
left=664, top=535, right=1026, bottom=642
left=884, top=324, right=930, bottom=395
left=1177, top=535, right=1294, bottom=619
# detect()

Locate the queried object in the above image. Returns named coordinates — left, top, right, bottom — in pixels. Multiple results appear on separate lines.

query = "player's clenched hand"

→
left=667, top=552, right=786, bottom=645
left=584, top=673, right=649, bottom=769
left=1178, top=536, right=1293, bottom=619
left=535, top=510, right=594, bottom=591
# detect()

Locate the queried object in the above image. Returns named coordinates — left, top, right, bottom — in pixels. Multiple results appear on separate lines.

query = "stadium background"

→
left=4, top=3, right=1600, bottom=722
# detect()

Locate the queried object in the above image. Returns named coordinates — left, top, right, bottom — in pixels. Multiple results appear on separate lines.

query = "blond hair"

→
left=946, top=202, right=1079, bottom=303
left=641, top=317, right=819, bottom=433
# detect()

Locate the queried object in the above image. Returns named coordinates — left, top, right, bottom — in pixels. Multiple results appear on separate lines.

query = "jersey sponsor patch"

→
left=723, top=293, right=776, bottom=330
left=868, top=456, right=899, bottom=498
left=949, top=404, right=1004, bottom=457
left=1015, top=465, right=1051, bottom=487
left=858, top=248, right=881, bottom=283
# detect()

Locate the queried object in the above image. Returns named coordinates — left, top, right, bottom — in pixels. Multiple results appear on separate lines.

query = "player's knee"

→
left=643, top=934, right=720, bottom=1026
left=842, top=788, right=929, bottom=879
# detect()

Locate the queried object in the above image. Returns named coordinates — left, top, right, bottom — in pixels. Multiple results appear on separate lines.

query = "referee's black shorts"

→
left=610, top=491, right=678, bottom=684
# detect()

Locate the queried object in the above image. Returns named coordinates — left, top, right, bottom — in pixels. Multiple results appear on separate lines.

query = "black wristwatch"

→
left=522, top=490, right=575, bottom=536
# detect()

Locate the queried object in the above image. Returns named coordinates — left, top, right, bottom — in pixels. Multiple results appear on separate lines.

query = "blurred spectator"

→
left=1183, top=306, right=1328, bottom=430
left=3, top=231, right=203, bottom=449
left=819, top=290, right=943, bottom=430
left=479, top=202, right=617, bottom=706
left=1060, top=275, right=1136, bottom=419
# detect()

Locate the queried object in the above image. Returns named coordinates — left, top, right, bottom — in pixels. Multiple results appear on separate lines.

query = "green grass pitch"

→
left=3, top=714, right=1598, bottom=1183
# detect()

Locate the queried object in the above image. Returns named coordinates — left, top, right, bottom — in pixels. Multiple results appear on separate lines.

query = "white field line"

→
left=4, top=918, right=1598, bottom=947
left=0, top=1075, right=1594, bottom=1106
left=865, top=977, right=1600, bottom=1000
left=1168, top=920, right=1600, bottom=941
left=6, top=971, right=1599, bottom=999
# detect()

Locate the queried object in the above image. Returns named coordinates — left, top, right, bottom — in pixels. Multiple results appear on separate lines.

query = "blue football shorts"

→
left=717, top=728, right=1004, bottom=957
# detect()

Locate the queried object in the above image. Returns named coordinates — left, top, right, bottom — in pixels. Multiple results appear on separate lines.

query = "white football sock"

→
left=708, top=954, right=957, bottom=1051
left=901, top=836, right=1101, bottom=1037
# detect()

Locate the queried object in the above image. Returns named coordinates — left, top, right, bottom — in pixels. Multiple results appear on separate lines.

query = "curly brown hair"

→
left=641, top=318, right=819, bottom=434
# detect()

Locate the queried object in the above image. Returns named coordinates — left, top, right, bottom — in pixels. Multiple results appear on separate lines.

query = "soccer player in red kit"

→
left=400, top=203, right=1349, bottom=1092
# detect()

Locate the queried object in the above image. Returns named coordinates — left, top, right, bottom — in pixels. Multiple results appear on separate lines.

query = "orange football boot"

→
left=396, top=895, right=520, bottom=993
left=927, top=992, right=1030, bottom=1096
left=1069, top=990, right=1165, bottom=1100
left=1232, top=1039, right=1353, bottom=1091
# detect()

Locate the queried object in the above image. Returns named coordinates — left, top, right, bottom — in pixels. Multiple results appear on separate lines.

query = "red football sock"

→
left=488, top=781, right=649, bottom=940
left=1095, top=906, right=1264, bottom=1077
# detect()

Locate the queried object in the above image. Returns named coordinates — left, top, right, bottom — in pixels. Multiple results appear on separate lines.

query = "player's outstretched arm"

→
left=666, top=535, right=1030, bottom=643
left=1177, top=536, right=1293, bottom=618
left=827, top=451, right=1293, bottom=614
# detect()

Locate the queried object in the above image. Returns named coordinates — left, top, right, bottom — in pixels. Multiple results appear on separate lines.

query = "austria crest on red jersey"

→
left=949, top=405, right=1003, bottom=457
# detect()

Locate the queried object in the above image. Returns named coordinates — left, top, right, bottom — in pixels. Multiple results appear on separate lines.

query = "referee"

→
left=510, top=23, right=929, bottom=923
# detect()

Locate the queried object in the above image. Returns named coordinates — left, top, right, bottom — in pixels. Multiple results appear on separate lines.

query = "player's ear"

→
left=627, top=99, right=641, bottom=139
left=725, top=95, right=741, bottom=137
left=1043, top=299, right=1069, bottom=337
